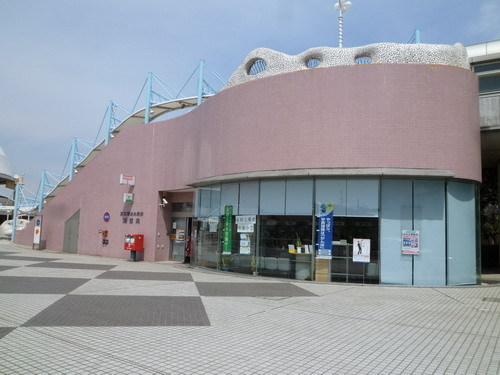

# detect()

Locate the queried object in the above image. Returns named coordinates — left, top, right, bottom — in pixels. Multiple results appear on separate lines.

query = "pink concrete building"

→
left=15, top=44, right=481, bottom=286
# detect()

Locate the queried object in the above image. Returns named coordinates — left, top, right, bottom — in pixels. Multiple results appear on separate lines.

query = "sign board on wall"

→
left=402, top=230, right=420, bottom=255
left=33, top=215, right=42, bottom=245
left=317, top=203, right=334, bottom=258
left=123, top=193, right=134, bottom=203
left=119, top=174, right=135, bottom=186
left=236, top=215, right=255, bottom=233
left=240, top=233, right=251, bottom=254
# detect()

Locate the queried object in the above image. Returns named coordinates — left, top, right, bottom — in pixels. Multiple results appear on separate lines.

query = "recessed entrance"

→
left=170, top=217, right=192, bottom=261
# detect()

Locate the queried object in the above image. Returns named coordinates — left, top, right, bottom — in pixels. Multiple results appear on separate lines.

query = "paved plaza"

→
left=0, top=240, right=499, bottom=374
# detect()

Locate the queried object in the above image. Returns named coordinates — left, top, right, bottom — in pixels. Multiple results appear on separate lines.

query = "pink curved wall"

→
left=15, top=64, right=480, bottom=259
left=188, top=64, right=480, bottom=183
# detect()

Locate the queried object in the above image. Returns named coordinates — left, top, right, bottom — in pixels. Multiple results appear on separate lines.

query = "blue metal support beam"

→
left=69, top=138, right=95, bottom=182
left=69, top=138, right=77, bottom=181
left=145, top=72, right=153, bottom=124
left=105, top=101, right=115, bottom=146
left=197, top=60, right=205, bottom=105
left=407, top=29, right=421, bottom=44
left=38, top=170, right=46, bottom=212
left=37, top=170, right=64, bottom=211
left=103, top=100, right=131, bottom=145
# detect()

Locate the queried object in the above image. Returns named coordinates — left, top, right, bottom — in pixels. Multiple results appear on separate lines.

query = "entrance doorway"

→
left=63, top=210, right=80, bottom=254
left=170, top=217, right=192, bottom=261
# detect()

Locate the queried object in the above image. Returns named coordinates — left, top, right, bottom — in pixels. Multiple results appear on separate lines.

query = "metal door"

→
left=170, top=217, right=187, bottom=261
left=63, top=210, right=80, bottom=254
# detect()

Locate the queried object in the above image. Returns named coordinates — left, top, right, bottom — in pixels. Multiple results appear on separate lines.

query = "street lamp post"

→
left=334, top=0, right=352, bottom=48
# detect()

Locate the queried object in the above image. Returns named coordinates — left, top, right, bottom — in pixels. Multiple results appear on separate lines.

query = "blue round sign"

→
left=103, top=212, right=111, bottom=222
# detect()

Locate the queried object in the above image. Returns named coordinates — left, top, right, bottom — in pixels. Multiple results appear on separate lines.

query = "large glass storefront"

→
left=193, top=177, right=480, bottom=286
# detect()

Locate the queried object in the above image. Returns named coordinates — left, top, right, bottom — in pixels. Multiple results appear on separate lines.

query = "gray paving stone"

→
left=1, top=241, right=499, bottom=374
left=0, top=266, right=17, bottom=272
left=195, top=282, right=317, bottom=297
left=23, top=295, right=210, bottom=327
left=26, top=262, right=116, bottom=270
left=0, top=276, right=89, bottom=294
left=96, top=270, right=193, bottom=281
left=0, top=327, right=15, bottom=339
left=0, top=255, right=60, bottom=261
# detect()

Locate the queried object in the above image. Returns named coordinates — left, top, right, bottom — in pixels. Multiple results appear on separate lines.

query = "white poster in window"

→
left=208, top=217, right=219, bottom=232
left=353, top=238, right=370, bottom=263
left=176, top=228, right=185, bottom=243
left=237, top=223, right=254, bottom=233
left=240, top=234, right=251, bottom=254
left=402, top=230, right=420, bottom=255
left=235, top=215, right=256, bottom=224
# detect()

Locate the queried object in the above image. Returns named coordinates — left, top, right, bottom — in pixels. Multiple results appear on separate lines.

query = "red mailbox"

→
left=124, top=234, right=144, bottom=251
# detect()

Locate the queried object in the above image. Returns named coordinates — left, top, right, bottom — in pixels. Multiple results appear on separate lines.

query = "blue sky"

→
left=1, top=0, right=499, bottom=197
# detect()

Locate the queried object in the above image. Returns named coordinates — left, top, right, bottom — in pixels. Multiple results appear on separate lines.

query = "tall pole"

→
left=338, top=10, right=344, bottom=48
left=335, top=1, right=352, bottom=48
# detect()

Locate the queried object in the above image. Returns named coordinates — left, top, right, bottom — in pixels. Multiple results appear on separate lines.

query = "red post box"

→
left=124, top=234, right=144, bottom=251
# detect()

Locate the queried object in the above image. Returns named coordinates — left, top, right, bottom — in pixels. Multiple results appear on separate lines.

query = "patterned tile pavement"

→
left=96, top=270, right=194, bottom=281
left=26, top=262, right=116, bottom=270
left=0, top=239, right=499, bottom=374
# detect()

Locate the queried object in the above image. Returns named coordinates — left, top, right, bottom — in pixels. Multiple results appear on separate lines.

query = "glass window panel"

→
left=197, top=187, right=212, bottom=217
left=447, top=181, right=478, bottom=285
left=286, top=179, right=313, bottom=215
left=315, top=179, right=347, bottom=216
left=239, top=181, right=259, bottom=215
left=473, top=62, right=500, bottom=73
left=260, top=180, right=285, bottom=215
left=413, top=180, right=446, bottom=286
left=220, top=183, right=239, bottom=215
left=479, top=75, right=500, bottom=93
left=209, top=186, right=221, bottom=217
left=347, top=179, right=379, bottom=217
left=259, top=215, right=313, bottom=279
left=380, top=179, right=413, bottom=285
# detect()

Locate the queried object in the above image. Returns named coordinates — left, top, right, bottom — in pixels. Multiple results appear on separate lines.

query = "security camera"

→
left=162, top=198, right=168, bottom=205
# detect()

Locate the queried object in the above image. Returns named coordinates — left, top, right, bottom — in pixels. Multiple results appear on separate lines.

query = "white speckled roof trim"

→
left=226, top=42, right=470, bottom=88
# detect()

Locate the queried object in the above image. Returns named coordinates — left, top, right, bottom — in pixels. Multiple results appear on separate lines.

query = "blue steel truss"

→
left=407, top=29, right=421, bottom=44
left=177, top=60, right=226, bottom=105
left=104, top=101, right=132, bottom=145
left=132, top=73, right=177, bottom=124
left=69, top=138, right=97, bottom=181
left=15, top=60, right=226, bottom=229
left=37, top=170, right=64, bottom=211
